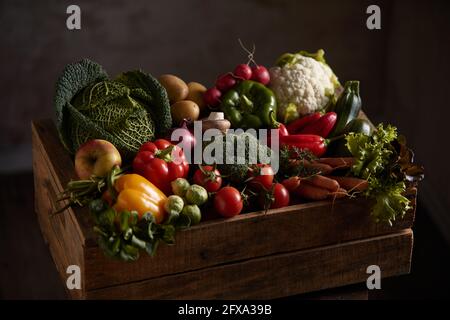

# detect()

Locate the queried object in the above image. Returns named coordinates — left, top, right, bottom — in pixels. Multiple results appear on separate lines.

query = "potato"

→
left=186, top=82, right=207, bottom=113
left=171, top=100, right=200, bottom=125
left=159, top=74, right=189, bottom=103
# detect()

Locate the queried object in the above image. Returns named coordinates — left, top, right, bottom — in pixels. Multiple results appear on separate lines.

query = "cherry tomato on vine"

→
left=258, top=183, right=290, bottom=210
left=214, top=187, right=243, bottom=218
left=193, top=165, right=222, bottom=193
left=247, top=164, right=274, bottom=191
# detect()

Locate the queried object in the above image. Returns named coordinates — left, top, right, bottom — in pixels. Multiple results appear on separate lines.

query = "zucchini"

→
left=342, top=118, right=373, bottom=136
left=329, top=81, right=362, bottom=137
left=327, top=118, right=373, bottom=157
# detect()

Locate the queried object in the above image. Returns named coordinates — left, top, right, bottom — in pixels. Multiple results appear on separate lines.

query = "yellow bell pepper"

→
left=113, top=174, right=167, bottom=224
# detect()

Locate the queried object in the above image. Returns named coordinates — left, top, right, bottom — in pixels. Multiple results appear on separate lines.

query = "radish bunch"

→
left=203, top=41, right=271, bottom=108
left=203, top=64, right=270, bottom=108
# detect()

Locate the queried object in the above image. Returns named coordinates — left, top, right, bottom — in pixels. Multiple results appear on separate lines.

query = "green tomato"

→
left=181, top=204, right=202, bottom=225
left=171, top=178, right=190, bottom=197
left=185, top=184, right=208, bottom=205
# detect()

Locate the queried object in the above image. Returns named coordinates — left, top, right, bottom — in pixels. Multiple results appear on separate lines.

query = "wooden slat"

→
left=87, top=229, right=413, bottom=299
left=32, top=119, right=96, bottom=246
left=32, top=122, right=85, bottom=299
left=84, top=197, right=415, bottom=290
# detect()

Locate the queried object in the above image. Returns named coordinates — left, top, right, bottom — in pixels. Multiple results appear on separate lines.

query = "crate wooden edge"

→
left=86, top=229, right=413, bottom=299
left=32, top=119, right=416, bottom=293
left=32, top=123, right=86, bottom=299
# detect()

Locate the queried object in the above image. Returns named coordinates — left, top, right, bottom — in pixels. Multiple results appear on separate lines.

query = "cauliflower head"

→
left=269, top=49, right=339, bottom=123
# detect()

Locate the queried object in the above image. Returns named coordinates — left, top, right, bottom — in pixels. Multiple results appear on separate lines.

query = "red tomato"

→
left=214, top=187, right=243, bottom=218
left=247, top=164, right=274, bottom=191
left=193, top=166, right=222, bottom=193
left=259, top=183, right=290, bottom=209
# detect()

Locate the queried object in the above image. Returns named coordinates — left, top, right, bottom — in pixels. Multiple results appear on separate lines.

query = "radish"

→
left=216, top=73, right=237, bottom=92
left=203, top=87, right=222, bottom=107
left=251, top=65, right=270, bottom=85
left=234, top=64, right=252, bottom=80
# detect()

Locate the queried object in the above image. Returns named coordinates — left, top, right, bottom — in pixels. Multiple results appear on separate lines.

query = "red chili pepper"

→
left=299, top=112, right=337, bottom=138
left=280, top=134, right=328, bottom=157
left=286, top=112, right=322, bottom=134
left=278, top=123, right=289, bottom=137
left=268, top=123, right=289, bottom=147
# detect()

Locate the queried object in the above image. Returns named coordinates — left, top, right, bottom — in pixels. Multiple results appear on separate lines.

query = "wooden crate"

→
left=32, top=119, right=415, bottom=299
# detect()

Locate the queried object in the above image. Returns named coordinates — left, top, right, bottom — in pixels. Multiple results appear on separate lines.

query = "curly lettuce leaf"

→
left=345, top=123, right=412, bottom=225
left=346, top=124, right=397, bottom=179
left=371, top=181, right=411, bottom=226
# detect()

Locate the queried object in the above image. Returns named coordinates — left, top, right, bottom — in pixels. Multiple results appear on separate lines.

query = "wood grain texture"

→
left=32, top=119, right=415, bottom=298
left=32, top=122, right=85, bottom=299
left=84, top=197, right=415, bottom=290
left=87, top=230, right=413, bottom=299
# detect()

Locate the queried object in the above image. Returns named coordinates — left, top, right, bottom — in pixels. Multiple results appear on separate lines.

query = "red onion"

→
left=167, top=119, right=196, bottom=152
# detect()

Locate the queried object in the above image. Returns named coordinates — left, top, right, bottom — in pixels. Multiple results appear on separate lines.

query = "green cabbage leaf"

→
left=55, top=59, right=171, bottom=158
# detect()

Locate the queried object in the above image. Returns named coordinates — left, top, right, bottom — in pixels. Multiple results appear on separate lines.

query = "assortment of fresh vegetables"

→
left=54, top=46, right=423, bottom=262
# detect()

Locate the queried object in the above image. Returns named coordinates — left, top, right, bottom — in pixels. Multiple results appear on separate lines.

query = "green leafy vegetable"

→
left=55, top=59, right=172, bottom=158
left=345, top=123, right=423, bottom=225
left=93, top=206, right=179, bottom=261
left=346, top=123, right=397, bottom=179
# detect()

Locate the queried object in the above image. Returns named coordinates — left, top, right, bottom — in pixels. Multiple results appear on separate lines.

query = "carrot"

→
left=281, top=176, right=301, bottom=192
left=295, top=181, right=329, bottom=200
left=306, top=175, right=340, bottom=192
left=318, top=157, right=355, bottom=168
left=302, top=162, right=333, bottom=175
left=288, top=159, right=334, bottom=175
left=326, top=176, right=368, bottom=192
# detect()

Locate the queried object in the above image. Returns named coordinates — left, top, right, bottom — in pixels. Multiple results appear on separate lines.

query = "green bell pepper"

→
left=220, top=80, right=278, bottom=129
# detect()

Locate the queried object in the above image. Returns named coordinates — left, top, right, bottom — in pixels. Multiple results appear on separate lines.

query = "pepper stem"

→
left=269, top=110, right=281, bottom=129
left=156, top=145, right=175, bottom=162
left=240, top=94, right=254, bottom=112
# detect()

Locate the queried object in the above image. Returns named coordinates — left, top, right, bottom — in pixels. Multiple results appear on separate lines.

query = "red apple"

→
left=74, top=139, right=122, bottom=179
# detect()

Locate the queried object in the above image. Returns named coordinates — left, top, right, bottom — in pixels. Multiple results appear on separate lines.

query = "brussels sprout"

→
left=181, top=205, right=202, bottom=225
left=185, top=184, right=208, bottom=205
left=164, top=195, right=184, bottom=216
left=171, top=178, right=190, bottom=197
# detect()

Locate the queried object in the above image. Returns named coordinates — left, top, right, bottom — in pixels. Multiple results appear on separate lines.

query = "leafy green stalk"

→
left=91, top=200, right=184, bottom=262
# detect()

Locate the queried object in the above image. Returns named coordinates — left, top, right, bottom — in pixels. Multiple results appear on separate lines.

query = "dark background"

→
left=1, top=0, right=449, bottom=299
